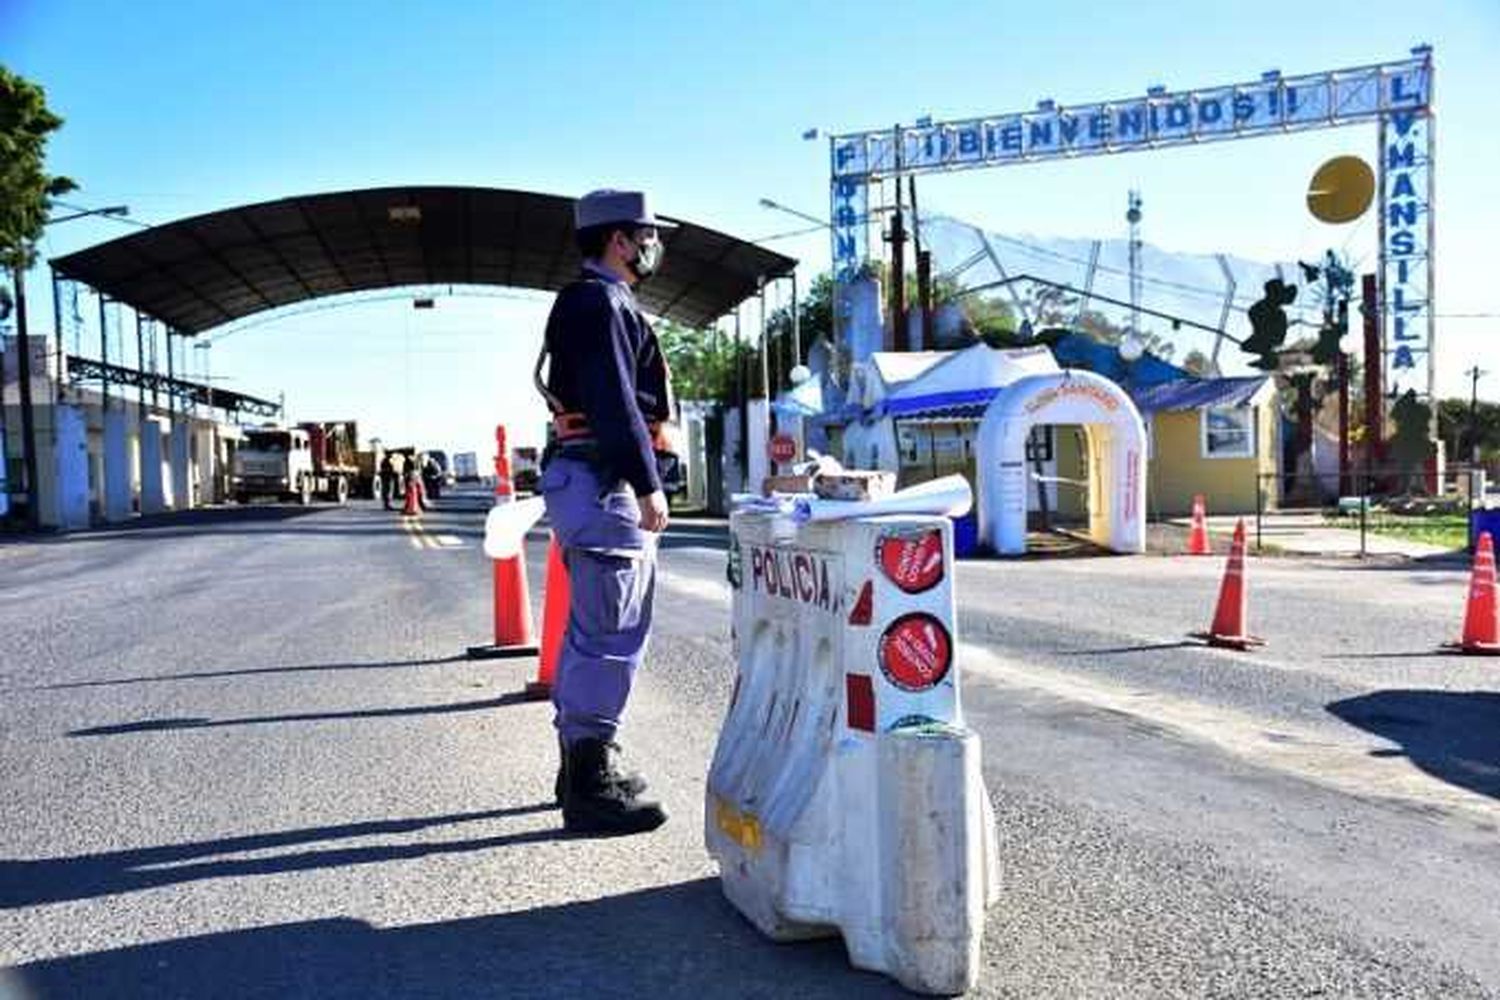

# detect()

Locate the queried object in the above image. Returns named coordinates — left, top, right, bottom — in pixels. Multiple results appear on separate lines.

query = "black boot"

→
left=562, top=738, right=666, bottom=835
left=554, top=734, right=647, bottom=806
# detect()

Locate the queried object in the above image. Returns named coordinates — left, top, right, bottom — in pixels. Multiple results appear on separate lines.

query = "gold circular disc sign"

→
left=1306, top=156, right=1376, bottom=224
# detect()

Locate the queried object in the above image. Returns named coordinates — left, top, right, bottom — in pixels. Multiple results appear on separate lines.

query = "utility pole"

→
left=10, top=265, right=40, bottom=529
left=909, top=176, right=932, bottom=351
left=1361, top=275, right=1383, bottom=469
left=1467, top=366, right=1487, bottom=465
left=887, top=175, right=907, bottom=352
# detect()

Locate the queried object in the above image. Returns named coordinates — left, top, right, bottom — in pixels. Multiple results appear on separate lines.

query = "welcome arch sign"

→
left=829, top=47, right=1434, bottom=398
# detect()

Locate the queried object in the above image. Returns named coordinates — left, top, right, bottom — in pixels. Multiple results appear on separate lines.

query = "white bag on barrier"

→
left=482, top=496, right=546, bottom=559
left=792, top=474, right=972, bottom=524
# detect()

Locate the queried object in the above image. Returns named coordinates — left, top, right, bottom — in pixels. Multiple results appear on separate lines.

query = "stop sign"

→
left=768, top=434, right=797, bottom=464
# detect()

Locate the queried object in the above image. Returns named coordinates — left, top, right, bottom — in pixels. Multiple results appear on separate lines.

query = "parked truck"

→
left=452, top=452, right=479, bottom=483
left=512, top=446, right=540, bottom=493
left=353, top=449, right=381, bottom=499
left=231, top=421, right=361, bottom=505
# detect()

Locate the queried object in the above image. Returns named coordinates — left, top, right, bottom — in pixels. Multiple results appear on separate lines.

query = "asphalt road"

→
left=2, top=489, right=1497, bottom=999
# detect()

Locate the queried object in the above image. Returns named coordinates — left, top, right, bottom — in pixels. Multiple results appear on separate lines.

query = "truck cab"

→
left=232, top=427, right=315, bottom=504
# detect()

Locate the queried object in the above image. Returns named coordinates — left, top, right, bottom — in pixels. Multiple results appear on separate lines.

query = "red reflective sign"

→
left=876, top=530, right=944, bottom=594
left=878, top=613, right=952, bottom=692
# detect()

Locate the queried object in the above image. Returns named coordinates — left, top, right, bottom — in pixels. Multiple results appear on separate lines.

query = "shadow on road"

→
left=1057, top=640, right=1200, bottom=656
left=1327, top=689, right=1500, bottom=800
left=4, top=878, right=899, bottom=999
left=1312, top=551, right=1472, bottom=573
left=38, top=654, right=473, bottom=691
left=67, top=692, right=536, bottom=738
left=0, top=805, right=558, bottom=909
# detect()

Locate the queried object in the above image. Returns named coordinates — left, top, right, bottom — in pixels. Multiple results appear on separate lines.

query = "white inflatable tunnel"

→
left=977, top=370, right=1147, bottom=556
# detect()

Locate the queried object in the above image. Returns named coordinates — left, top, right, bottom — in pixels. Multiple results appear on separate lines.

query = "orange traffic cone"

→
left=1441, top=531, right=1500, bottom=655
left=401, top=476, right=422, bottom=517
left=525, top=536, right=571, bottom=700
left=1191, top=518, right=1264, bottom=650
left=466, top=424, right=540, bottom=660
left=1187, top=493, right=1211, bottom=555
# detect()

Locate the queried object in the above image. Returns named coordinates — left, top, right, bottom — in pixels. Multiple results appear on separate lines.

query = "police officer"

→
left=534, top=189, right=674, bottom=835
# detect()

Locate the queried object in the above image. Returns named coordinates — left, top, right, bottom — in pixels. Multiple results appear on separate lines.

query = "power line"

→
left=931, top=216, right=1500, bottom=324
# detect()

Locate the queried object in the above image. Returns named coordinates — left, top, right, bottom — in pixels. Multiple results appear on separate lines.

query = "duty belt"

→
left=553, top=411, right=672, bottom=452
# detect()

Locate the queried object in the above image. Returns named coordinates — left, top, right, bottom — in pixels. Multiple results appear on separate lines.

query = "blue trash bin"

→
left=1470, top=506, right=1500, bottom=553
left=951, top=510, right=978, bottom=559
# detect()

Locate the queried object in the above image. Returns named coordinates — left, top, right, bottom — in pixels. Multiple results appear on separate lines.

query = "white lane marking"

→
left=400, top=517, right=463, bottom=551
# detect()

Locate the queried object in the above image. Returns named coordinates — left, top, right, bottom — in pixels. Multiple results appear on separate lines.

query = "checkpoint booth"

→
left=977, top=369, right=1148, bottom=556
left=708, top=494, right=999, bottom=995
left=836, top=345, right=1148, bottom=557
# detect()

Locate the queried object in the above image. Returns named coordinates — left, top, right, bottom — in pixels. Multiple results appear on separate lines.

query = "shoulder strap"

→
left=534, top=276, right=601, bottom=415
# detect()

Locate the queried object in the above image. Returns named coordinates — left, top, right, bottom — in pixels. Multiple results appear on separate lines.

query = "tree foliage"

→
left=1, top=66, right=76, bottom=271
left=656, top=319, right=738, bottom=402
left=1437, top=396, right=1500, bottom=462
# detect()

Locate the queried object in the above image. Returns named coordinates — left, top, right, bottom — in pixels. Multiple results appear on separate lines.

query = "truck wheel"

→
left=334, top=476, right=349, bottom=506
left=298, top=476, right=312, bottom=506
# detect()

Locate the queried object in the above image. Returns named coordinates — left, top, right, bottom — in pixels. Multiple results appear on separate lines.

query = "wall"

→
left=1256, top=402, right=1280, bottom=509
left=1148, top=406, right=1271, bottom=517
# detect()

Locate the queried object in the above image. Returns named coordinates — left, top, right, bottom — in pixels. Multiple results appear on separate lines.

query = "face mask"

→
left=627, top=233, right=663, bottom=280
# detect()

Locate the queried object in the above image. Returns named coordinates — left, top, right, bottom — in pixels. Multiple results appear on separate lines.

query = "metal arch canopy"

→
left=49, top=186, right=797, bottom=333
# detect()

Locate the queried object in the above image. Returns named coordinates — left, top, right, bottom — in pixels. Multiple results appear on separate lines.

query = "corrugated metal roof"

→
left=1129, top=376, right=1271, bottom=413
left=884, top=387, right=1000, bottom=416
left=51, top=186, right=796, bottom=332
left=892, top=404, right=989, bottom=423
left=877, top=375, right=1271, bottom=421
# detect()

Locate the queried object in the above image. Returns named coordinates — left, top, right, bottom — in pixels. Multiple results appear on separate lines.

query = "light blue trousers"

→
left=538, top=457, right=657, bottom=746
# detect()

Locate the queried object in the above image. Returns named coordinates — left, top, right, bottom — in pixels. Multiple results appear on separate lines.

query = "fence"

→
left=1253, top=463, right=1491, bottom=557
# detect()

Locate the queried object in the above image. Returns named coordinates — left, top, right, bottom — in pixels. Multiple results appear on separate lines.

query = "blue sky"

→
left=6, top=0, right=1498, bottom=456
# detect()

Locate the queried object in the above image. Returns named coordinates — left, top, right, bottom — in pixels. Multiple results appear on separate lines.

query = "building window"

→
left=897, top=425, right=920, bottom=465
left=1201, top=406, right=1254, bottom=459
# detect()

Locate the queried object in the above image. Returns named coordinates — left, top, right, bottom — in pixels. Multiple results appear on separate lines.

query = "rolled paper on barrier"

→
left=731, top=493, right=798, bottom=515
left=483, top=497, right=547, bottom=559
left=793, top=474, right=973, bottom=524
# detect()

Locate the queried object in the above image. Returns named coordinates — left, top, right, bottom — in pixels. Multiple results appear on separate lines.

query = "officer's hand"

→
left=639, top=490, right=670, bottom=533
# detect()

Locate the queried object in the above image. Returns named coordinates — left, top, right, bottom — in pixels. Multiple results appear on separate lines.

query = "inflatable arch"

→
left=976, top=370, right=1147, bottom=555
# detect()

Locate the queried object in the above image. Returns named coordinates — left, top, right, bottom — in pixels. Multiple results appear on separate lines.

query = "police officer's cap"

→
left=574, top=190, right=676, bottom=232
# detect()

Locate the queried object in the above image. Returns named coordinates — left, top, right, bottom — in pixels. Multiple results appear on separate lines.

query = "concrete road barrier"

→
left=707, top=510, right=999, bottom=995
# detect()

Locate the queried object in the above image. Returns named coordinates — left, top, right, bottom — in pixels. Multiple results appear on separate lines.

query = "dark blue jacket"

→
left=540, top=271, right=671, bottom=496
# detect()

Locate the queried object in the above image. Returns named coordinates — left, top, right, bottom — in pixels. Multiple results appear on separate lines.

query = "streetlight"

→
left=8, top=203, right=132, bottom=528
left=46, top=204, right=129, bottom=225
left=758, top=197, right=828, bottom=230
left=192, top=340, right=215, bottom=414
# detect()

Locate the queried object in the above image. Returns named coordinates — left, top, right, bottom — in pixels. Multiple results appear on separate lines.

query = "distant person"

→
left=379, top=453, right=398, bottom=510
left=422, top=453, right=444, bottom=501
left=533, top=189, right=676, bottom=835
